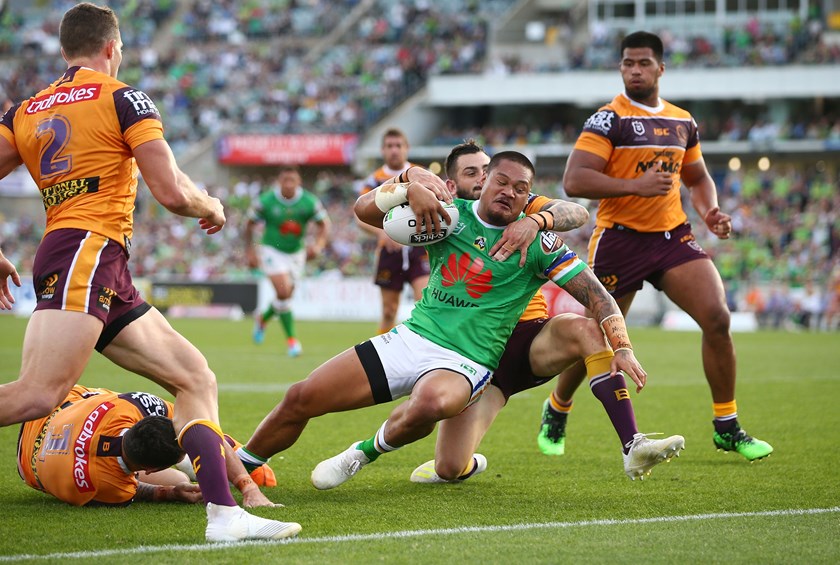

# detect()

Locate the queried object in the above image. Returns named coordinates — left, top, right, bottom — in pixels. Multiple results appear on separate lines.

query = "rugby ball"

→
left=383, top=202, right=459, bottom=246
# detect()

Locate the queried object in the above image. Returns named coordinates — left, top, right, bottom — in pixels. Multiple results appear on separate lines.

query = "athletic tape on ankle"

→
left=374, top=182, right=409, bottom=212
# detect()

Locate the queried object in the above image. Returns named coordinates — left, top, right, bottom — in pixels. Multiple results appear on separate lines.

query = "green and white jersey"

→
left=404, top=199, right=587, bottom=369
left=250, top=187, right=328, bottom=253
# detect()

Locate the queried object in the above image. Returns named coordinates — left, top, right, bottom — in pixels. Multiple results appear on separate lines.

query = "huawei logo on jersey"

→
left=441, top=253, right=492, bottom=299
left=26, top=84, right=101, bottom=114
left=279, top=220, right=302, bottom=236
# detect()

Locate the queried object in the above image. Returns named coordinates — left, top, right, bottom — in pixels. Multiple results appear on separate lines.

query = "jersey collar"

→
left=621, top=92, right=664, bottom=114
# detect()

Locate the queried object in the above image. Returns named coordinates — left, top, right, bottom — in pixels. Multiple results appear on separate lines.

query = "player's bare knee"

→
left=701, top=307, right=732, bottom=337
left=406, top=392, right=460, bottom=424
left=435, top=459, right=465, bottom=481
left=277, top=381, right=319, bottom=421
left=555, top=316, right=605, bottom=356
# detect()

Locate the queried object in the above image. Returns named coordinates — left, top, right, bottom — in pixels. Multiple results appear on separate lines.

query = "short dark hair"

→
left=278, top=165, right=300, bottom=175
left=122, top=416, right=184, bottom=470
left=445, top=139, right=486, bottom=179
left=59, top=3, right=120, bottom=60
left=487, top=151, right=535, bottom=179
left=620, top=31, right=664, bottom=62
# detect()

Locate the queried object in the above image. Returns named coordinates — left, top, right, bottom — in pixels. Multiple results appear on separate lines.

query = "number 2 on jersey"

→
left=36, top=115, right=73, bottom=181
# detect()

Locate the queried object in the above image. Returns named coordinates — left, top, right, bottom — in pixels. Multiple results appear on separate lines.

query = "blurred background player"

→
left=17, top=385, right=279, bottom=507
left=410, top=141, right=684, bottom=483
left=538, top=31, right=772, bottom=462
left=0, top=2, right=299, bottom=542
left=357, top=128, right=429, bottom=333
left=246, top=165, right=330, bottom=356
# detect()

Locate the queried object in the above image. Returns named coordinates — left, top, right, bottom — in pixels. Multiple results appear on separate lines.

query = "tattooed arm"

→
left=539, top=199, right=589, bottom=232
left=561, top=268, right=647, bottom=391
left=490, top=198, right=589, bottom=266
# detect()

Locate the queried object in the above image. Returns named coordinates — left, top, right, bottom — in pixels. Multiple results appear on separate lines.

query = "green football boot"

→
left=537, top=399, right=567, bottom=456
left=713, top=426, right=773, bottom=461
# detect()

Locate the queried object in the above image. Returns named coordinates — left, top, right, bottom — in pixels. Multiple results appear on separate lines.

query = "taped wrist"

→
left=374, top=182, right=409, bottom=212
left=599, top=314, right=632, bottom=352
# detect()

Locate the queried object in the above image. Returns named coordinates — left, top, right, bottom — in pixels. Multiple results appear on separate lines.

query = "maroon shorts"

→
left=589, top=222, right=709, bottom=299
left=491, top=318, right=552, bottom=401
left=32, top=229, right=150, bottom=352
left=374, top=246, right=430, bottom=291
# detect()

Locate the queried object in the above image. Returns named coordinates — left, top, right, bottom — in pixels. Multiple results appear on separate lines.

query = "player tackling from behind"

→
left=237, top=151, right=684, bottom=487
left=0, top=3, right=298, bottom=541
left=411, top=141, right=684, bottom=483
left=538, top=31, right=772, bottom=462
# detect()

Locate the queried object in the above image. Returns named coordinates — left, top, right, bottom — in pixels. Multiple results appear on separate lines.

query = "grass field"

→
left=0, top=317, right=838, bottom=564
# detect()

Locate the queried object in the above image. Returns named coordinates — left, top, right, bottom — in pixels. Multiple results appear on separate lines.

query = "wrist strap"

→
left=539, top=211, right=554, bottom=231
left=525, top=215, right=542, bottom=230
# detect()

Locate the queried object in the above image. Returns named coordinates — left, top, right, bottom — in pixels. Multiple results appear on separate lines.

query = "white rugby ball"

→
left=383, top=202, right=459, bottom=246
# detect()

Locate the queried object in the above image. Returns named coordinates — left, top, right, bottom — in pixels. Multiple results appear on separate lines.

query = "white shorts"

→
left=259, top=245, right=305, bottom=279
left=355, top=324, right=493, bottom=407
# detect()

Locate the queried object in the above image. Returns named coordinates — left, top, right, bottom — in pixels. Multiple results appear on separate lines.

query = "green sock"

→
left=358, top=437, right=381, bottom=461
left=236, top=446, right=268, bottom=473
left=279, top=310, right=295, bottom=339
left=261, top=305, right=276, bottom=324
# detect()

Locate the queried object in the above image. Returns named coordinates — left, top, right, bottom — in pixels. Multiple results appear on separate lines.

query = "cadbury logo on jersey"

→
left=25, top=85, right=101, bottom=114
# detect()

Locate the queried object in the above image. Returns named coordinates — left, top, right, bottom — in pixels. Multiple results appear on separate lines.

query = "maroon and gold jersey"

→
left=17, top=385, right=174, bottom=506
left=0, top=66, right=164, bottom=248
left=360, top=162, right=417, bottom=195
left=574, top=93, right=703, bottom=232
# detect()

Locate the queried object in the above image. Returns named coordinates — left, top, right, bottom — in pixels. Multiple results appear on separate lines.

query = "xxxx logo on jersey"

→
left=441, top=253, right=492, bottom=299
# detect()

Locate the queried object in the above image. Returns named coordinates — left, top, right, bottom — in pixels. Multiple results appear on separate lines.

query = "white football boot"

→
left=311, top=442, right=371, bottom=490
left=623, top=433, right=685, bottom=480
left=205, top=503, right=301, bottom=542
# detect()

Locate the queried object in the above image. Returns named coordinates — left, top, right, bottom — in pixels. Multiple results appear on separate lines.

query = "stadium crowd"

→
left=3, top=1, right=837, bottom=155
left=1, top=1, right=838, bottom=331
left=2, top=161, right=837, bottom=330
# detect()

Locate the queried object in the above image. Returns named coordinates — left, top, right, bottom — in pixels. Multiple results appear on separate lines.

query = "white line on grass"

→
left=2, top=506, right=837, bottom=562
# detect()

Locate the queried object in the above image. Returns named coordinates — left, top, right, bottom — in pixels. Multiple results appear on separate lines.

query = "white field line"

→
left=2, top=507, right=837, bottom=562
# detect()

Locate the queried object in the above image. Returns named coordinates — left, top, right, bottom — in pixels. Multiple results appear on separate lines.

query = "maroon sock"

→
left=589, top=373, right=638, bottom=451
left=179, top=421, right=237, bottom=507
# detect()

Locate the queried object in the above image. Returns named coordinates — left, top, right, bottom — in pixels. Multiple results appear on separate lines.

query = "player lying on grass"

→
left=237, top=151, right=684, bottom=488
left=18, top=385, right=281, bottom=507
left=410, top=140, right=684, bottom=483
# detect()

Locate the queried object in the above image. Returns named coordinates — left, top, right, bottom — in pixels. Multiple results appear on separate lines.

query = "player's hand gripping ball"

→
left=383, top=202, right=460, bottom=246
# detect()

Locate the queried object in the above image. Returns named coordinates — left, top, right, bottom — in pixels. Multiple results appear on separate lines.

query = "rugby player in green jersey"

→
left=237, top=151, right=681, bottom=488
left=246, top=166, right=330, bottom=356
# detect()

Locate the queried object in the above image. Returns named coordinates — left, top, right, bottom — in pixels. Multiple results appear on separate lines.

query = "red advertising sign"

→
left=216, top=133, right=358, bottom=165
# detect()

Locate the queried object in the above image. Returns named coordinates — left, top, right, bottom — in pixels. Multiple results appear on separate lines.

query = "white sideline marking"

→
left=1, top=507, right=837, bottom=561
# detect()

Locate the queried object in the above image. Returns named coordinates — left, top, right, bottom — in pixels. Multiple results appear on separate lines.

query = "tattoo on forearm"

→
left=135, top=482, right=156, bottom=501
left=562, top=269, right=620, bottom=321
left=543, top=201, right=588, bottom=232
